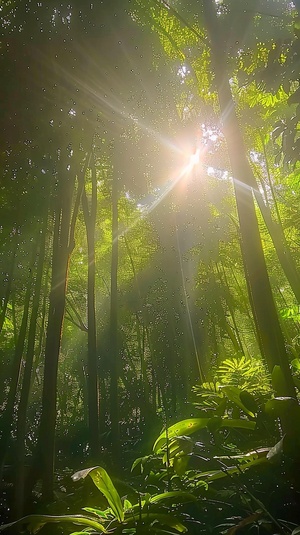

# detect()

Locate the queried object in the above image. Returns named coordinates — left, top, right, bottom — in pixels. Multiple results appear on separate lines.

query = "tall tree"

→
left=201, top=0, right=295, bottom=395
left=0, top=240, right=38, bottom=480
left=80, top=150, right=100, bottom=459
left=13, top=214, right=49, bottom=518
left=29, top=164, right=76, bottom=501
left=109, top=141, right=121, bottom=461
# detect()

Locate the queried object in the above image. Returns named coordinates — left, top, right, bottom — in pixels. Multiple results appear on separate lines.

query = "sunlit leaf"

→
left=153, top=419, right=210, bottom=453
left=149, top=491, right=196, bottom=504
left=72, top=467, right=124, bottom=522
left=83, top=507, right=112, bottom=519
left=291, top=358, right=300, bottom=371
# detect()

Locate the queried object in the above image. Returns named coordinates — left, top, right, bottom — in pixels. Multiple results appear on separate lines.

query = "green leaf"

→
left=123, top=499, right=133, bottom=512
left=196, top=457, right=267, bottom=481
left=240, top=391, right=258, bottom=415
left=207, top=416, right=223, bottom=432
left=216, top=448, right=269, bottom=462
left=0, top=514, right=107, bottom=533
left=291, top=358, right=300, bottom=371
left=264, top=397, right=297, bottom=417
left=220, top=386, right=256, bottom=417
left=149, top=491, right=196, bottom=504
left=220, top=418, right=256, bottom=431
left=163, top=435, right=194, bottom=463
left=153, top=418, right=210, bottom=453
left=173, top=455, right=189, bottom=476
left=72, top=467, right=124, bottom=522
left=83, top=507, right=112, bottom=519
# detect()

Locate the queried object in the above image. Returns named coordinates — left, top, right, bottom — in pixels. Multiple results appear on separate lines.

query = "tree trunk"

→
left=110, top=145, right=120, bottom=461
left=202, top=0, right=295, bottom=397
left=0, top=234, right=17, bottom=335
left=27, top=168, right=76, bottom=502
left=13, top=214, right=48, bottom=518
left=81, top=151, right=100, bottom=458
left=253, top=187, right=300, bottom=305
left=0, top=241, right=37, bottom=481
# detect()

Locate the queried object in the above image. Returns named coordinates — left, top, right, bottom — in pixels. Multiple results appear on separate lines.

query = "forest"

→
left=1, top=0, right=300, bottom=533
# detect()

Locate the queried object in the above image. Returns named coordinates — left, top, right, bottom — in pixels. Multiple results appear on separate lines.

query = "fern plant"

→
left=216, top=356, right=271, bottom=393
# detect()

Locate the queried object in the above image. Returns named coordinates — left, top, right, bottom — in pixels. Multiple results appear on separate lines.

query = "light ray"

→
left=175, top=224, right=205, bottom=382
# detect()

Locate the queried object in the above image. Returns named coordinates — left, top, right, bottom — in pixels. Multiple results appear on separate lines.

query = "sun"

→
left=189, top=148, right=200, bottom=168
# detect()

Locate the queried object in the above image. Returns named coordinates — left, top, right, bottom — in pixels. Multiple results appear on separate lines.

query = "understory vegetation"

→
left=1, top=0, right=300, bottom=533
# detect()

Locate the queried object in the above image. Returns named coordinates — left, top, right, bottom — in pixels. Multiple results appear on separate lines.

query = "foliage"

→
left=216, top=356, right=271, bottom=393
left=131, top=370, right=300, bottom=533
left=0, top=466, right=191, bottom=534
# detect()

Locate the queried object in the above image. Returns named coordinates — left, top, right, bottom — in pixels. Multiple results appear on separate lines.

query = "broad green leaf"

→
left=220, top=386, right=256, bottom=417
left=123, top=499, right=133, bottom=512
left=240, top=391, right=258, bottom=415
left=196, top=457, right=267, bottom=481
left=72, top=467, right=124, bottom=522
left=83, top=507, right=112, bottom=519
left=0, top=514, right=107, bottom=533
left=154, top=416, right=254, bottom=459
left=216, top=448, right=269, bottom=462
left=207, top=416, right=223, bottom=432
left=162, top=435, right=194, bottom=463
left=220, top=418, right=256, bottom=431
left=264, top=397, right=297, bottom=417
left=149, top=491, right=196, bottom=504
left=153, top=419, right=210, bottom=453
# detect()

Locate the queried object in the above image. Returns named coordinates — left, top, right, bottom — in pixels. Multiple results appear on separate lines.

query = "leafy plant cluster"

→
left=2, top=357, right=300, bottom=535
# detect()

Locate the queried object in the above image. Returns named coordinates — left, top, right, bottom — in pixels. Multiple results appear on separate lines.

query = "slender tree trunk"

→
left=110, top=146, right=120, bottom=461
left=81, top=151, right=100, bottom=458
left=202, top=0, right=295, bottom=396
left=0, top=234, right=17, bottom=334
left=253, top=187, right=300, bottom=304
left=13, top=214, right=48, bottom=518
left=0, top=242, right=37, bottom=480
left=27, top=168, right=76, bottom=502
left=32, top=259, right=50, bottom=385
left=123, top=235, right=156, bottom=424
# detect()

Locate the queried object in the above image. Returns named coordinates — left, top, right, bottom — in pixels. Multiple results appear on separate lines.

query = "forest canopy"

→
left=1, top=1, right=300, bottom=533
